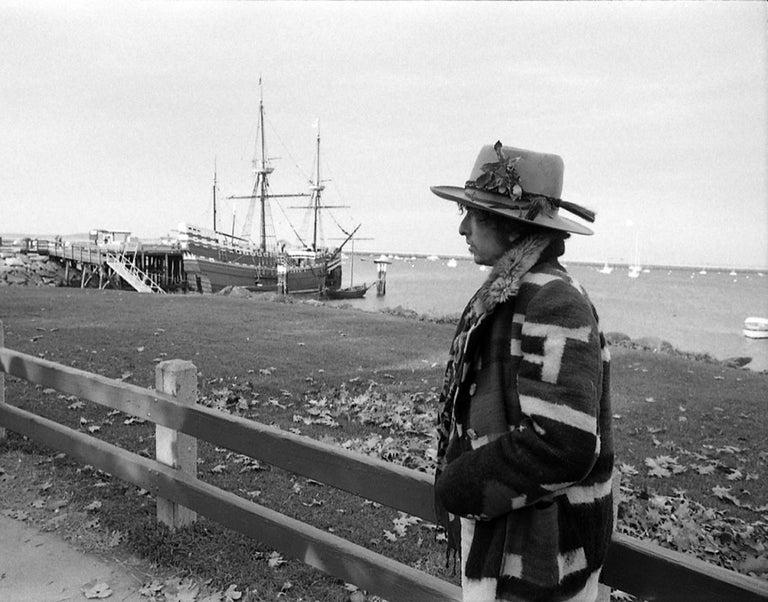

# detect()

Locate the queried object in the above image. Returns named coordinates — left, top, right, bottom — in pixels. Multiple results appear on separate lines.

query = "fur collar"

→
left=472, top=234, right=554, bottom=317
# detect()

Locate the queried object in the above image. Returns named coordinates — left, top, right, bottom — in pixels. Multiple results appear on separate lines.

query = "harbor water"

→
left=327, top=255, right=768, bottom=372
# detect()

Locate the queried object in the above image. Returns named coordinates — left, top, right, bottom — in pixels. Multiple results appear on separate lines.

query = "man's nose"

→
left=459, top=213, right=470, bottom=236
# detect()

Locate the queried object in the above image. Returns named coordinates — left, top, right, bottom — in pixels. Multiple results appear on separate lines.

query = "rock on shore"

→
left=0, top=252, right=73, bottom=287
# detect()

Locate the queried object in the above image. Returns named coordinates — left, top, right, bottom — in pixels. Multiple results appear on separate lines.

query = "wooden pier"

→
left=42, top=239, right=186, bottom=293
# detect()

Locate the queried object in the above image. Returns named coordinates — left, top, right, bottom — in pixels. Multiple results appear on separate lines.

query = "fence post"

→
left=0, top=320, right=5, bottom=442
left=154, top=359, right=198, bottom=529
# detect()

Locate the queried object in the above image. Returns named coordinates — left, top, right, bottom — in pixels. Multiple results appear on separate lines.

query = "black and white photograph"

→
left=1, top=2, right=766, bottom=601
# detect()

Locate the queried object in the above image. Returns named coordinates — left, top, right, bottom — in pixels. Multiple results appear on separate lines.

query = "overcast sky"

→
left=1, top=1, right=766, bottom=268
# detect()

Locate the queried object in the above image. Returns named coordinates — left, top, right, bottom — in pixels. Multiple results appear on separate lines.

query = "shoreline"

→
left=2, top=245, right=765, bottom=374
left=218, top=287, right=767, bottom=373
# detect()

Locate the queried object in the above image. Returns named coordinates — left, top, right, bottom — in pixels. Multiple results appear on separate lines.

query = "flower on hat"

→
left=466, top=140, right=523, bottom=200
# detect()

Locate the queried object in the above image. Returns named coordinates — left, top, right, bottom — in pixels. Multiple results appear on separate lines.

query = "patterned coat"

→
left=434, top=236, right=614, bottom=601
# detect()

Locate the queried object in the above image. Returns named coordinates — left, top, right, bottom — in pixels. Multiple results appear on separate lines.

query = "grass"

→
left=1, top=286, right=767, bottom=600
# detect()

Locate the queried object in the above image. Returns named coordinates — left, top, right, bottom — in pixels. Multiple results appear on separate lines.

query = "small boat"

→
left=627, top=231, right=641, bottom=278
left=743, top=317, right=768, bottom=339
left=324, top=283, right=371, bottom=299
left=323, top=229, right=370, bottom=299
left=597, top=262, right=613, bottom=274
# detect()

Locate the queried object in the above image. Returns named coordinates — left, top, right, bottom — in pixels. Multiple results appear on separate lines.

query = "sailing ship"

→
left=179, top=84, right=354, bottom=294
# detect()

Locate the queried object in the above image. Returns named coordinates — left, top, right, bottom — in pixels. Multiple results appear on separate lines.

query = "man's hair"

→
left=460, top=205, right=569, bottom=256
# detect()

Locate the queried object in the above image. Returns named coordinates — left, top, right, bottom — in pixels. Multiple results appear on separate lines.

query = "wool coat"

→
left=434, top=236, right=614, bottom=601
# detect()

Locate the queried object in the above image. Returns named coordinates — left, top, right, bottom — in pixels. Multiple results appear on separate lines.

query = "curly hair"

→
left=458, top=204, right=569, bottom=256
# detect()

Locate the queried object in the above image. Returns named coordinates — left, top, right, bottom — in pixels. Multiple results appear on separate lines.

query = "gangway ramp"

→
left=105, top=253, right=166, bottom=294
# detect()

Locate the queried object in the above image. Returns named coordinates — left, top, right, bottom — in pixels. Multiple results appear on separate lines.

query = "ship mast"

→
left=311, top=128, right=323, bottom=251
left=292, top=121, right=348, bottom=252
left=228, top=79, right=310, bottom=251
left=212, top=159, right=218, bottom=232
left=255, top=84, right=272, bottom=251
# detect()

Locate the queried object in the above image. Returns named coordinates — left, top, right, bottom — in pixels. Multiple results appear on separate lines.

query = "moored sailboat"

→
left=322, top=227, right=371, bottom=299
left=597, top=262, right=613, bottom=274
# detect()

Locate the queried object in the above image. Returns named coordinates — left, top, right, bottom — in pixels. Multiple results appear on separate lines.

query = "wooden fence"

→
left=0, top=321, right=766, bottom=601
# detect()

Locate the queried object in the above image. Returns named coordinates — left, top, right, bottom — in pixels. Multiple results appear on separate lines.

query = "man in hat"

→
left=431, top=142, right=613, bottom=601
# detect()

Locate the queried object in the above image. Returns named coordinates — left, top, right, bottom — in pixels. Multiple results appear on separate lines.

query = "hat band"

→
left=464, top=187, right=595, bottom=223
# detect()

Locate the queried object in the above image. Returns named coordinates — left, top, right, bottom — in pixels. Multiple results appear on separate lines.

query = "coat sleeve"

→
left=435, top=279, right=603, bottom=519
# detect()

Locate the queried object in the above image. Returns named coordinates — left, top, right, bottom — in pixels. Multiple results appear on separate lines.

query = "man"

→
left=431, top=142, right=613, bottom=601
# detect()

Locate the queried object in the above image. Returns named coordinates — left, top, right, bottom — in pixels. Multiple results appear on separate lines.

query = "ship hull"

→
left=178, top=224, right=341, bottom=294
left=184, top=256, right=276, bottom=292
left=183, top=255, right=337, bottom=294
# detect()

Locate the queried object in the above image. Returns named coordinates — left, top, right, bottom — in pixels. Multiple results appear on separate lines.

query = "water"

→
left=329, top=256, right=768, bottom=371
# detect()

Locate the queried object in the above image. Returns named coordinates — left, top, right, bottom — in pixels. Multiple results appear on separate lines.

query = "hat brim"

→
left=430, top=185, right=593, bottom=236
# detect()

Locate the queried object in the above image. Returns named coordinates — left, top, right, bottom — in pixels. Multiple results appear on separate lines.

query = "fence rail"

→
left=1, top=321, right=766, bottom=602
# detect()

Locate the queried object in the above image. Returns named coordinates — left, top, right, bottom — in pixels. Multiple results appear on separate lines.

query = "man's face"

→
left=458, top=207, right=515, bottom=266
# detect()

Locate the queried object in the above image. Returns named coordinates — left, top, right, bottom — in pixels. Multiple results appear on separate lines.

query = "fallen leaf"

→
left=82, top=580, right=113, bottom=599
left=268, top=551, right=287, bottom=568
left=693, top=464, right=716, bottom=475
left=163, top=578, right=198, bottom=602
left=349, top=591, right=366, bottom=602
left=645, top=458, right=671, bottom=478
left=738, top=555, right=768, bottom=575
left=138, top=581, right=164, bottom=597
left=712, top=485, right=742, bottom=506
left=107, top=531, right=122, bottom=547
left=223, top=584, right=243, bottom=601
left=618, top=462, right=639, bottom=477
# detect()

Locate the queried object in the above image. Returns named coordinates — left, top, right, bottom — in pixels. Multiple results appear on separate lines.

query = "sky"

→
left=1, top=1, right=766, bottom=269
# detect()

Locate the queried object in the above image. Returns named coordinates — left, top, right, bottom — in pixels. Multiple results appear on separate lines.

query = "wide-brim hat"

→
left=431, top=141, right=595, bottom=235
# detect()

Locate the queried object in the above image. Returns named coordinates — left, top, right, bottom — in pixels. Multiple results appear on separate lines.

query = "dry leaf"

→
left=82, top=580, right=113, bottom=599
left=223, top=584, right=243, bottom=601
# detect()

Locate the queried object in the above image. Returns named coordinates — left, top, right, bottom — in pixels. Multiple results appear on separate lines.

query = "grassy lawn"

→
left=1, top=287, right=766, bottom=600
